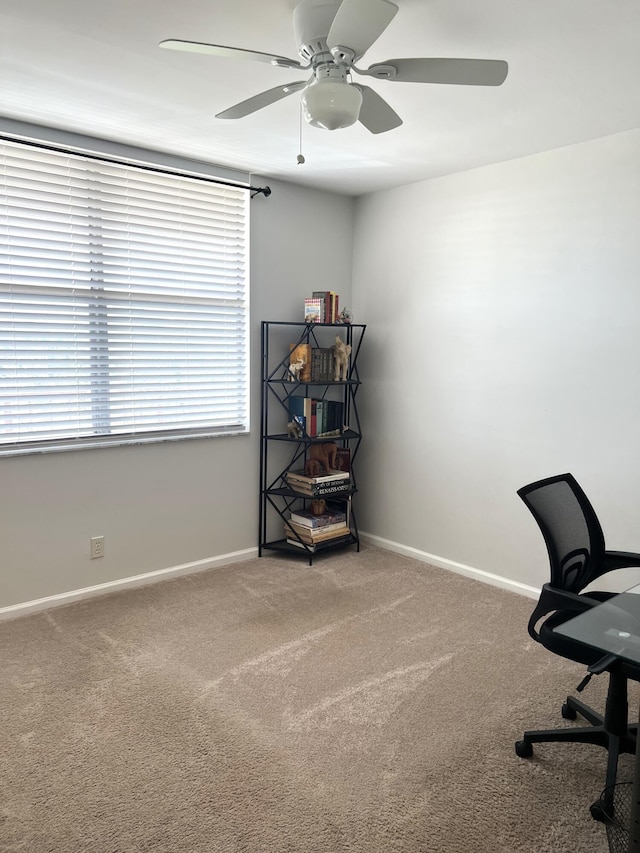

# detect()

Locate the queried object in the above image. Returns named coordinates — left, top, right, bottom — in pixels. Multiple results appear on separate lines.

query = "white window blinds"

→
left=0, top=138, right=250, bottom=455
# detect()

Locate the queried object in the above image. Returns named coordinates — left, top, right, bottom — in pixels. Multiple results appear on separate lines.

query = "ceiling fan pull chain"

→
left=297, top=102, right=306, bottom=165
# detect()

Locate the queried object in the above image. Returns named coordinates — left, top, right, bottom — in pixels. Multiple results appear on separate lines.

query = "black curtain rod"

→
left=0, top=133, right=271, bottom=198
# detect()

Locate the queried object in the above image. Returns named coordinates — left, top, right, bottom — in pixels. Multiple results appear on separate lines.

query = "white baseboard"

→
left=1, top=536, right=539, bottom=622
left=360, top=532, right=540, bottom=600
left=0, top=547, right=258, bottom=622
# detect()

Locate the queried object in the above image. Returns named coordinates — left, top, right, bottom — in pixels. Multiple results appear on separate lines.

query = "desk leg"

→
left=630, top=705, right=640, bottom=852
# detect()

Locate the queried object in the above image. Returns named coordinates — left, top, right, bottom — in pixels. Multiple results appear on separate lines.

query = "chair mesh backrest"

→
left=518, top=473, right=606, bottom=594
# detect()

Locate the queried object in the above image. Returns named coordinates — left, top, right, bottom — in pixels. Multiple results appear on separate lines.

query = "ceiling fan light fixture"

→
left=302, top=78, right=363, bottom=130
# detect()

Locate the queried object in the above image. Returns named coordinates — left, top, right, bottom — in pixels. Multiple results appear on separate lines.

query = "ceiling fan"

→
left=159, top=0, right=508, bottom=134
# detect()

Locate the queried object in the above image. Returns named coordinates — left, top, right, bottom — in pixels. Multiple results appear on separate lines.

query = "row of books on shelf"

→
left=288, top=396, right=344, bottom=438
left=285, top=501, right=352, bottom=551
left=304, top=291, right=339, bottom=324
left=289, top=343, right=337, bottom=382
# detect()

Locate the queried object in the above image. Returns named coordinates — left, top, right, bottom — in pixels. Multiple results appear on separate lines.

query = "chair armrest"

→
left=603, top=550, right=640, bottom=571
left=527, top=584, right=599, bottom=642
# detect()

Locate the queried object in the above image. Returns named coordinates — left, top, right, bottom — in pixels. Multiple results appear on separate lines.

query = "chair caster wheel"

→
left=590, top=800, right=609, bottom=823
left=515, top=740, right=533, bottom=758
left=561, top=702, right=578, bottom=720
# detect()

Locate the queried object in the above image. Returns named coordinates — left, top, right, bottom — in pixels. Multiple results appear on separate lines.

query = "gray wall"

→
left=352, top=129, right=640, bottom=592
left=5, top=127, right=640, bottom=610
left=0, top=177, right=354, bottom=609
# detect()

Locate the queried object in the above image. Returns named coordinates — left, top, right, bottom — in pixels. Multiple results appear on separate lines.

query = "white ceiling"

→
left=1, top=0, right=639, bottom=196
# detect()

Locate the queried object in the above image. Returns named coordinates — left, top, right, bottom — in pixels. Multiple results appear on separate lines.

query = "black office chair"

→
left=515, top=472, right=640, bottom=820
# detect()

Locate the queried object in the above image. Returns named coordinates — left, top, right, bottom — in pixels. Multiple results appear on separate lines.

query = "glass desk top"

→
left=555, top=583, right=640, bottom=852
left=555, top=582, right=640, bottom=667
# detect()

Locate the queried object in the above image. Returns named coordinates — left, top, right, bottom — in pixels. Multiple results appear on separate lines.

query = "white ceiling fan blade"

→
left=356, top=85, right=402, bottom=134
left=159, top=40, right=304, bottom=70
left=216, top=81, right=307, bottom=120
left=363, top=57, right=509, bottom=86
left=327, top=0, right=398, bottom=60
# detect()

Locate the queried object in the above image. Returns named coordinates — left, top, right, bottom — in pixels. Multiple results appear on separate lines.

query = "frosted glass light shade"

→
left=302, top=79, right=363, bottom=130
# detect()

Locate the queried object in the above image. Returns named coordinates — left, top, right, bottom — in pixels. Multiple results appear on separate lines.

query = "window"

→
left=0, top=138, right=249, bottom=455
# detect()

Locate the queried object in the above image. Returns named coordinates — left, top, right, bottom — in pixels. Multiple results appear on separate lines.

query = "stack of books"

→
left=284, top=467, right=351, bottom=496
left=285, top=505, right=351, bottom=551
left=303, top=292, right=339, bottom=324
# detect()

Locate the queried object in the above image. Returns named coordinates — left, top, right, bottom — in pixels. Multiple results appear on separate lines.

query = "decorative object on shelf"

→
left=304, top=458, right=324, bottom=477
left=287, top=417, right=304, bottom=439
left=331, top=336, right=352, bottom=381
left=287, top=358, right=305, bottom=381
left=310, top=499, right=327, bottom=515
left=289, top=342, right=312, bottom=382
left=309, top=441, right=338, bottom=473
left=339, top=307, right=352, bottom=324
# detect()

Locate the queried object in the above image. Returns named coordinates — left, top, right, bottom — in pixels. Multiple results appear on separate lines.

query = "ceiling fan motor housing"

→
left=293, top=0, right=341, bottom=62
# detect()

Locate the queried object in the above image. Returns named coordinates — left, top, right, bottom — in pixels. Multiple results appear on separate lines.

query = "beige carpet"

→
left=0, top=545, right=632, bottom=852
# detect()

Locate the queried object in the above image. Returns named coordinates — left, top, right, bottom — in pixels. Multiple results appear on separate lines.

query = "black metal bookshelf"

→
left=259, top=321, right=366, bottom=565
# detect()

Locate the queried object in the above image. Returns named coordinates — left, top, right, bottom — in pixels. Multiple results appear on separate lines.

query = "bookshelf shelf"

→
left=259, top=321, right=366, bottom=565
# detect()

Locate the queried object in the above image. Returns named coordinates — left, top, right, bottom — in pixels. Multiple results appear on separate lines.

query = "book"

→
left=304, top=297, right=323, bottom=323
left=287, top=397, right=329, bottom=438
left=289, top=507, right=347, bottom=528
left=286, top=532, right=353, bottom=552
left=315, top=399, right=325, bottom=437
left=287, top=396, right=307, bottom=435
left=312, top=291, right=331, bottom=324
left=334, top=447, right=351, bottom=473
left=289, top=342, right=312, bottom=383
left=287, top=518, right=347, bottom=534
left=285, top=522, right=350, bottom=543
left=285, top=477, right=350, bottom=494
left=322, top=400, right=343, bottom=434
left=312, top=291, right=340, bottom=324
left=326, top=498, right=351, bottom=528
left=285, top=467, right=350, bottom=483
left=284, top=522, right=351, bottom=543
left=311, top=347, right=335, bottom=382
left=309, top=398, right=317, bottom=438
left=287, top=522, right=348, bottom=540
left=286, top=480, right=352, bottom=497
left=291, top=399, right=342, bottom=437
